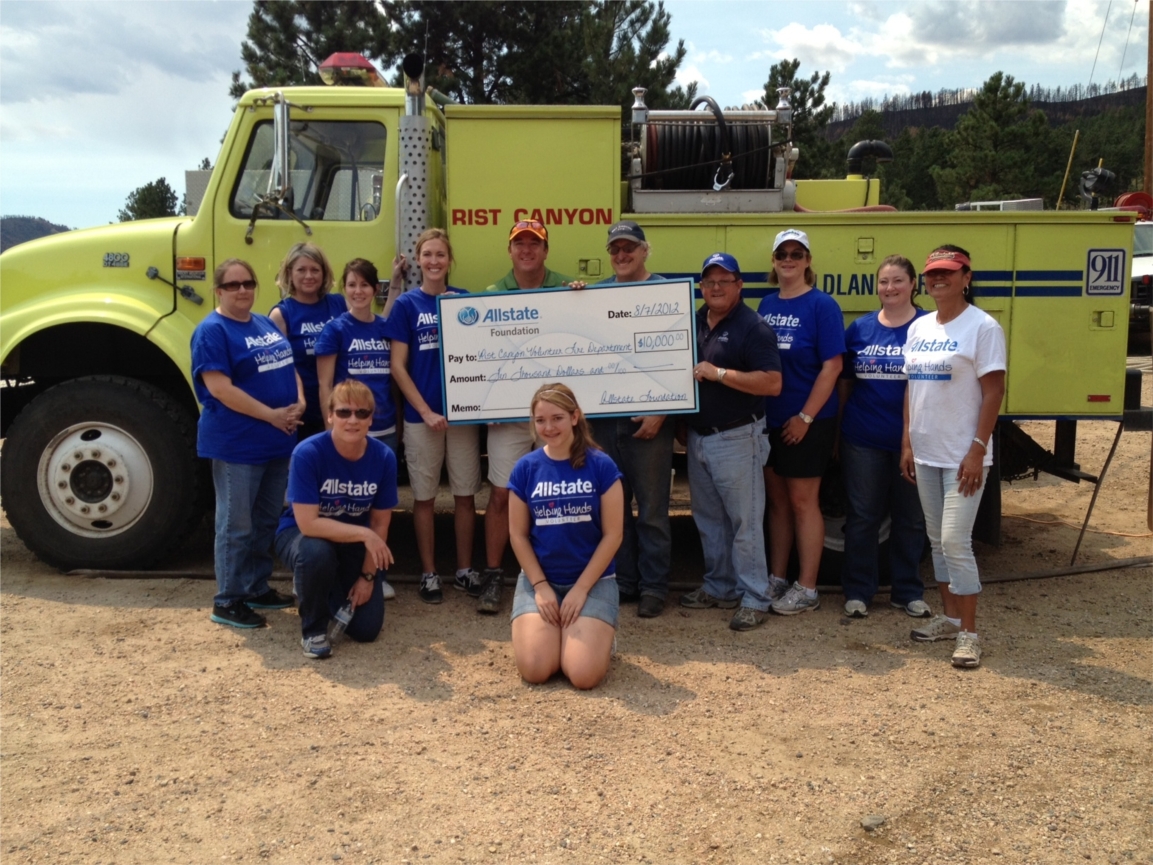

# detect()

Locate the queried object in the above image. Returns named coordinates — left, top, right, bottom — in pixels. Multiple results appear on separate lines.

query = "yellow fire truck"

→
left=0, top=53, right=1137, bottom=571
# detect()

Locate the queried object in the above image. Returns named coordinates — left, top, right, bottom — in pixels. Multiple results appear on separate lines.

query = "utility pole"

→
left=1146, top=0, right=1152, bottom=192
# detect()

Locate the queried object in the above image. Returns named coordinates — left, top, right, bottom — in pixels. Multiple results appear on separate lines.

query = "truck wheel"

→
left=816, top=513, right=892, bottom=586
left=0, top=376, right=204, bottom=571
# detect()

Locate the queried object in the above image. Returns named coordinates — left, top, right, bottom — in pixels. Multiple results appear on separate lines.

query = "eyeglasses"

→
left=333, top=407, right=373, bottom=419
left=608, top=241, right=640, bottom=254
left=700, top=278, right=739, bottom=289
left=773, top=249, right=807, bottom=261
left=218, top=279, right=257, bottom=291
left=513, top=220, right=544, bottom=230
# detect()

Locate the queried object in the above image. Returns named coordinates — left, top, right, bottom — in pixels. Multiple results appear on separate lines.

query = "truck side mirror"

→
left=268, top=96, right=292, bottom=205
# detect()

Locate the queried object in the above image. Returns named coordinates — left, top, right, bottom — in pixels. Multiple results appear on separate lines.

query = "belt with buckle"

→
left=692, top=412, right=764, bottom=437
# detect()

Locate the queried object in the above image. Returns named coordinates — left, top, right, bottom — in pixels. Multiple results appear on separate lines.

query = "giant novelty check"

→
left=437, top=279, right=699, bottom=423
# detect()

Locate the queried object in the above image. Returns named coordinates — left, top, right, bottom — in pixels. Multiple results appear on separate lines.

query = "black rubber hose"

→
left=690, top=96, right=730, bottom=163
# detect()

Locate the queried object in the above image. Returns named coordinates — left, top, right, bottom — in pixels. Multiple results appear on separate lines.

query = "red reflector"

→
left=1112, top=215, right=1133, bottom=222
left=176, top=257, right=205, bottom=271
left=1087, top=395, right=1111, bottom=402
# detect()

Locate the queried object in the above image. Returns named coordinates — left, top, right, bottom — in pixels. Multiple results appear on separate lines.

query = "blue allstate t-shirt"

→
left=192, top=312, right=300, bottom=464
left=315, top=312, right=397, bottom=434
left=381, top=286, right=468, bottom=423
left=277, top=432, right=399, bottom=536
left=507, top=447, right=623, bottom=587
left=271, top=294, right=347, bottom=426
left=841, top=309, right=929, bottom=452
left=757, top=288, right=847, bottom=427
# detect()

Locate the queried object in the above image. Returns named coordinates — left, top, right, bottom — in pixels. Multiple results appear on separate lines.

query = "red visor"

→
left=923, top=250, right=971, bottom=271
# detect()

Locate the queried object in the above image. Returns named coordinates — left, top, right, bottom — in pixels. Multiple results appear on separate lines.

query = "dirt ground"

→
left=2, top=367, right=1151, bottom=865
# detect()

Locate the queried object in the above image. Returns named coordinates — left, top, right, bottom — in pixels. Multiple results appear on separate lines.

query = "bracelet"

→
left=531, top=580, right=546, bottom=589
left=972, top=436, right=987, bottom=453
left=716, top=367, right=728, bottom=383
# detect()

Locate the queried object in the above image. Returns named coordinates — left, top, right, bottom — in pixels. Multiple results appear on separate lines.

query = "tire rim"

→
left=823, top=514, right=892, bottom=554
left=36, top=422, right=154, bottom=538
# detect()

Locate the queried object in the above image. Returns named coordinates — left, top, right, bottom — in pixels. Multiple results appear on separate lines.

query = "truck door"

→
left=212, top=108, right=399, bottom=306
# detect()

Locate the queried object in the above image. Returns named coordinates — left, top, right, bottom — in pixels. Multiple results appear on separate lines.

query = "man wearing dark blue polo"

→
left=681, top=252, right=783, bottom=631
left=591, top=220, right=674, bottom=618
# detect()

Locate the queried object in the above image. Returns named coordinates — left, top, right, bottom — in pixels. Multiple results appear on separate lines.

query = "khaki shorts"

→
left=486, top=421, right=535, bottom=488
left=403, top=421, right=481, bottom=500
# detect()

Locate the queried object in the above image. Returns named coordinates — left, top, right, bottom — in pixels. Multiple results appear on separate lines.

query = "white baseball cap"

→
left=772, top=228, right=811, bottom=253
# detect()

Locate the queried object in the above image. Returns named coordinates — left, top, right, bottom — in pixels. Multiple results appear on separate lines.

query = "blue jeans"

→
left=687, top=422, right=771, bottom=611
left=274, top=527, right=385, bottom=640
left=369, top=429, right=398, bottom=454
left=915, top=464, right=988, bottom=596
left=591, top=417, right=674, bottom=599
left=840, top=440, right=927, bottom=605
left=212, top=458, right=290, bottom=607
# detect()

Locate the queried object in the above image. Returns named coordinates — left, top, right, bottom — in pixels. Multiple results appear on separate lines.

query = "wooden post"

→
left=1146, top=0, right=1152, bottom=193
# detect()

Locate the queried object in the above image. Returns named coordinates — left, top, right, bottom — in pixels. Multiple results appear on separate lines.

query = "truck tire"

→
left=816, top=513, right=892, bottom=587
left=779, top=461, right=894, bottom=590
left=0, top=376, right=204, bottom=571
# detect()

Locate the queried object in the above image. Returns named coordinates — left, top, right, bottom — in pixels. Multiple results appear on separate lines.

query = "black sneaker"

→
left=477, top=568, right=504, bottom=614
left=210, top=602, right=266, bottom=629
left=453, top=569, right=484, bottom=597
left=637, top=594, right=664, bottom=618
left=247, top=588, right=295, bottom=609
left=419, top=573, right=444, bottom=604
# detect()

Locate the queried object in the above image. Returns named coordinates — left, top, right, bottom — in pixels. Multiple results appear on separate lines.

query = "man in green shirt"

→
left=485, top=219, right=573, bottom=291
left=473, top=220, right=572, bottom=614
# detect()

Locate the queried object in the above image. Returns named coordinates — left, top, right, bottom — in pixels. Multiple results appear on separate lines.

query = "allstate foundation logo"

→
left=457, top=306, right=480, bottom=326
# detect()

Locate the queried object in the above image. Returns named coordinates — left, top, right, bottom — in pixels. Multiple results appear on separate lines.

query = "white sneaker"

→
left=380, top=579, right=397, bottom=600
left=952, top=631, right=981, bottom=668
left=911, top=615, right=961, bottom=643
left=768, top=577, right=790, bottom=601
left=843, top=599, right=868, bottom=618
left=892, top=598, right=932, bottom=618
left=771, top=583, right=820, bottom=616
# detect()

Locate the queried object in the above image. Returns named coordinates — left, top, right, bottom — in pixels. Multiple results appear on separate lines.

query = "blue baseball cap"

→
left=700, top=252, right=741, bottom=278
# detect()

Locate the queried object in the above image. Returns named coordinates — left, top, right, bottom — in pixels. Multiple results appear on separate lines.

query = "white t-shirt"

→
left=904, top=304, right=1006, bottom=468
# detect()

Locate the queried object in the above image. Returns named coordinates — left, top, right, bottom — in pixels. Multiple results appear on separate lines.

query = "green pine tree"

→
left=930, top=71, right=1052, bottom=205
left=118, top=178, right=179, bottom=222
left=230, top=0, right=394, bottom=99
left=229, top=0, right=686, bottom=112
left=758, top=59, right=836, bottom=179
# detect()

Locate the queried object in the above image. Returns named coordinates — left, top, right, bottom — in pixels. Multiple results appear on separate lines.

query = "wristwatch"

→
left=797, top=411, right=813, bottom=425
left=360, top=571, right=375, bottom=583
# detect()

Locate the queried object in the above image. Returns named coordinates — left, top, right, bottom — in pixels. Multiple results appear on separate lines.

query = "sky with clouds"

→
left=0, top=0, right=1147, bottom=230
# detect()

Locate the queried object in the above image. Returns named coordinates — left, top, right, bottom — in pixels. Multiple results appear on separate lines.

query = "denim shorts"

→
left=510, top=572, right=619, bottom=627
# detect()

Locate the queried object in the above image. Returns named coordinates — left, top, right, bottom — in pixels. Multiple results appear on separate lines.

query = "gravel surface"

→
left=2, top=375, right=1150, bottom=865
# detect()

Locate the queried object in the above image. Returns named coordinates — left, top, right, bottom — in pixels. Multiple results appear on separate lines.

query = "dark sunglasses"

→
left=773, top=250, right=807, bottom=261
left=513, top=220, right=544, bottom=230
left=218, top=279, right=257, bottom=291
left=333, top=407, right=373, bottom=419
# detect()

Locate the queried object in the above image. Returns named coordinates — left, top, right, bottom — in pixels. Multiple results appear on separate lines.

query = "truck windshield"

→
left=230, top=120, right=386, bottom=222
left=1134, top=223, right=1153, bottom=257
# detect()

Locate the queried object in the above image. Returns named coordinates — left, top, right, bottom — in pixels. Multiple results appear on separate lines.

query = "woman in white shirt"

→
left=901, top=245, right=1006, bottom=669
